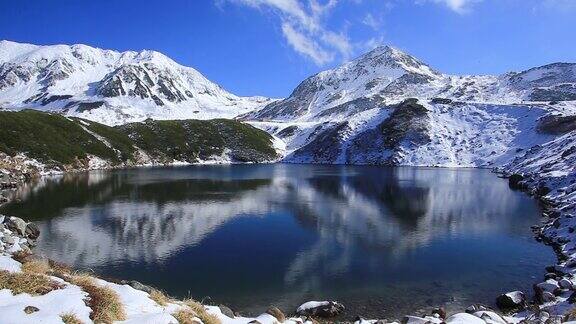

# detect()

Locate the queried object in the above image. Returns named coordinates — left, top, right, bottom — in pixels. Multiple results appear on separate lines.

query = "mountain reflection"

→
left=0, top=164, right=547, bottom=317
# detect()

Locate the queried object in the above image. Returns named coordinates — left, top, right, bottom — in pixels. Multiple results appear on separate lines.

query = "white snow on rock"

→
left=445, top=313, right=486, bottom=324
left=0, top=254, right=21, bottom=272
left=296, top=301, right=330, bottom=313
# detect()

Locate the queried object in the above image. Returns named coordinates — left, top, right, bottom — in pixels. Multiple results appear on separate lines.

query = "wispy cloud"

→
left=362, top=13, right=382, bottom=31
left=219, top=0, right=483, bottom=65
left=220, top=0, right=351, bottom=65
left=420, top=0, right=482, bottom=14
left=281, top=22, right=333, bottom=64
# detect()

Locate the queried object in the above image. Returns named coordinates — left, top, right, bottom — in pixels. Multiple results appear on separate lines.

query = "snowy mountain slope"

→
left=242, top=45, right=576, bottom=167
left=242, top=46, right=444, bottom=122
left=245, top=46, right=576, bottom=124
left=0, top=40, right=274, bottom=125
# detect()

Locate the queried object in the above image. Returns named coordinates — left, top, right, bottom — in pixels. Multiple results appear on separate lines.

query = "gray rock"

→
left=6, top=216, right=27, bottom=236
left=218, top=305, right=235, bottom=318
left=26, top=238, right=37, bottom=247
left=1, top=234, right=15, bottom=244
left=25, top=223, right=40, bottom=240
left=534, top=280, right=560, bottom=302
left=496, top=291, right=526, bottom=312
left=559, top=278, right=574, bottom=290
left=465, top=304, right=492, bottom=314
left=296, top=301, right=345, bottom=318
left=473, top=311, right=507, bottom=324
left=540, top=291, right=556, bottom=303
left=431, top=307, right=446, bottom=319
left=24, top=306, right=39, bottom=314
left=120, top=280, right=155, bottom=294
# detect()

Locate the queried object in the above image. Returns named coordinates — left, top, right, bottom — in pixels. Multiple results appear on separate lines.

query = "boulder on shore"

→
left=508, top=174, right=525, bottom=190
left=296, top=301, right=345, bottom=318
left=496, top=291, right=526, bottom=312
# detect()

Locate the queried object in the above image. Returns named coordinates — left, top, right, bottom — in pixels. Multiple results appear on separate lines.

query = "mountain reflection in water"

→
left=0, top=164, right=553, bottom=319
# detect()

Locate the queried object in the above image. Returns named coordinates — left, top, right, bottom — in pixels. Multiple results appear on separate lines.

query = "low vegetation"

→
left=60, top=312, right=84, bottom=324
left=149, top=289, right=169, bottom=306
left=0, top=110, right=277, bottom=167
left=184, top=299, right=221, bottom=324
left=21, top=259, right=51, bottom=275
left=119, top=118, right=277, bottom=163
left=70, top=274, right=127, bottom=323
left=0, top=270, right=62, bottom=295
left=0, top=110, right=120, bottom=166
left=172, top=308, right=200, bottom=324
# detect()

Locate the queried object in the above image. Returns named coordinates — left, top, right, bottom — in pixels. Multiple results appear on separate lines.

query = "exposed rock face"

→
left=537, top=114, right=576, bottom=135
left=378, top=98, right=430, bottom=149
left=286, top=98, right=430, bottom=165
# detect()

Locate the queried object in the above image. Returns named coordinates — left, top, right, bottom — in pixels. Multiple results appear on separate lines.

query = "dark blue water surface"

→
left=0, top=164, right=554, bottom=319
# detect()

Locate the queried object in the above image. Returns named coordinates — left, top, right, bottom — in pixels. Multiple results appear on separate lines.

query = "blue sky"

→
left=0, top=0, right=575, bottom=98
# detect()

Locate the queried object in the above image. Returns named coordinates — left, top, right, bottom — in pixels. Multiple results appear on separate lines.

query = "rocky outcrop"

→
left=0, top=215, right=40, bottom=254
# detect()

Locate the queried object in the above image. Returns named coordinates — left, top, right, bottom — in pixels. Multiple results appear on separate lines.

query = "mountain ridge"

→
left=0, top=40, right=274, bottom=125
left=1, top=40, right=576, bottom=168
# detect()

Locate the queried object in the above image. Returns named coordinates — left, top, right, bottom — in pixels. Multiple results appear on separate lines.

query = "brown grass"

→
left=60, top=312, right=84, bottom=324
left=184, top=299, right=221, bottom=324
left=70, top=274, right=126, bottom=323
left=149, top=289, right=169, bottom=306
left=22, top=259, right=51, bottom=275
left=48, top=259, right=73, bottom=276
left=173, top=308, right=200, bottom=324
left=0, top=270, right=62, bottom=295
left=11, top=250, right=33, bottom=263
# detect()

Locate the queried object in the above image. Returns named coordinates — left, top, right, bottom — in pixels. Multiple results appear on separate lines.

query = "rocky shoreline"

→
left=1, top=154, right=576, bottom=323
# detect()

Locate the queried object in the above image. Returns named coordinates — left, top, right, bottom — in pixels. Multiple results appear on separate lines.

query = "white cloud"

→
left=362, top=13, right=382, bottom=30
left=420, top=0, right=482, bottom=14
left=221, top=0, right=353, bottom=65
left=281, top=22, right=333, bottom=65
left=220, top=0, right=484, bottom=64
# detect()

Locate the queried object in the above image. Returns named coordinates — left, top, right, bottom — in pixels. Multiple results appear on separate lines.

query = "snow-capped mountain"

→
left=0, top=40, right=274, bottom=125
left=1, top=40, right=575, bottom=168
left=244, top=45, right=576, bottom=167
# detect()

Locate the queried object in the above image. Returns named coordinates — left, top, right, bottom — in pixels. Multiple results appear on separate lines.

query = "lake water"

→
left=0, top=164, right=554, bottom=319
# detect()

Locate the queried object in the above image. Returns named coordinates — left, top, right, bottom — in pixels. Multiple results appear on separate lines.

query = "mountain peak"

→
left=356, top=45, right=440, bottom=78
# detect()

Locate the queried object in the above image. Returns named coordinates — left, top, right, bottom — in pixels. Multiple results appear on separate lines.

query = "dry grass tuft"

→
left=0, top=270, right=62, bottom=295
left=48, top=260, right=73, bottom=276
left=22, top=259, right=51, bottom=275
left=173, top=308, right=200, bottom=324
left=60, top=312, right=84, bottom=324
left=184, top=299, right=221, bottom=324
left=70, top=274, right=126, bottom=323
left=149, top=289, right=169, bottom=306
